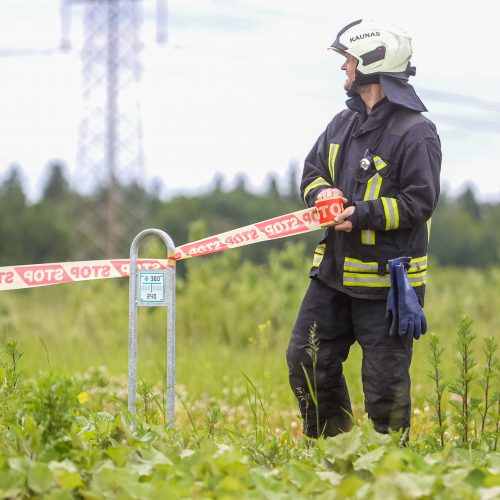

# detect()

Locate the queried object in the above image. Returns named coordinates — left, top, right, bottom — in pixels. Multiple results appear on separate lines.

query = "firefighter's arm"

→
left=350, top=132, right=441, bottom=231
left=300, top=130, right=334, bottom=208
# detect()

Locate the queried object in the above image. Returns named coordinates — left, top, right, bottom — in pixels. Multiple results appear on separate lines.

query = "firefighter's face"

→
left=341, top=54, right=358, bottom=92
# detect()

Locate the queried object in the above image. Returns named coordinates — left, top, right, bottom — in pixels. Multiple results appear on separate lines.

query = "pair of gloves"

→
left=386, top=257, right=427, bottom=340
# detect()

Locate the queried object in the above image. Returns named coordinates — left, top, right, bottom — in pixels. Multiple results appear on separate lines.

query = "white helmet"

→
left=329, top=19, right=416, bottom=84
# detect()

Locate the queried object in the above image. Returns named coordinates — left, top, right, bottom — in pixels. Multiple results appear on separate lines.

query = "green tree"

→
left=265, top=173, right=281, bottom=198
left=0, top=164, right=28, bottom=264
left=0, top=163, right=26, bottom=210
left=42, top=161, right=70, bottom=201
left=285, top=159, right=301, bottom=201
left=457, top=185, right=481, bottom=220
left=25, top=161, right=76, bottom=263
left=430, top=188, right=499, bottom=267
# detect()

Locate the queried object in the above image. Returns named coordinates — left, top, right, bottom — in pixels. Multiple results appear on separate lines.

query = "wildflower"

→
left=413, top=408, right=421, bottom=416
left=78, top=391, right=90, bottom=404
left=258, top=320, right=271, bottom=333
left=290, top=421, right=298, bottom=429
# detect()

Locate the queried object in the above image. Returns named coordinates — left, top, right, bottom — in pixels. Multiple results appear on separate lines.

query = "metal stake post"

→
left=128, top=229, right=176, bottom=427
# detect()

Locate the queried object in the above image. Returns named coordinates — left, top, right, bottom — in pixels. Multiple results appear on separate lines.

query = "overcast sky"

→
left=0, top=0, right=499, bottom=202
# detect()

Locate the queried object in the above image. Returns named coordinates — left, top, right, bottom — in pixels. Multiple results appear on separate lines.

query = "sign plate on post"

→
left=137, top=270, right=168, bottom=306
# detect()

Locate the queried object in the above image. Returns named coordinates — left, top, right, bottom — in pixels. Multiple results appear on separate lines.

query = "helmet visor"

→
left=329, top=19, right=362, bottom=52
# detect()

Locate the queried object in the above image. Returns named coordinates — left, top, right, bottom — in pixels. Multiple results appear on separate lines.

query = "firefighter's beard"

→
left=344, top=78, right=359, bottom=97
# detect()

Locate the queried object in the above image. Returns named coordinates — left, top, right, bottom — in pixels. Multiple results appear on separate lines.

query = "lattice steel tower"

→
left=61, top=0, right=167, bottom=258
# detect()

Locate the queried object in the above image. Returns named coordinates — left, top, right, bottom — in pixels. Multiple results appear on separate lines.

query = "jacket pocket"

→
left=355, top=154, right=397, bottom=245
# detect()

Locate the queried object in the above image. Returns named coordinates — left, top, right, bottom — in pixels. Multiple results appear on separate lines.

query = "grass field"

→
left=1, top=243, right=499, bottom=498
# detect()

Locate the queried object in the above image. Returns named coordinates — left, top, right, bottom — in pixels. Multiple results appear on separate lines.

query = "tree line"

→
left=0, top=161, right=499, bottom=269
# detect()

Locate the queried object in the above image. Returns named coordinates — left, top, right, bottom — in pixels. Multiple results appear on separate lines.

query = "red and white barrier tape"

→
left=0, top=206, right=322, bottom=291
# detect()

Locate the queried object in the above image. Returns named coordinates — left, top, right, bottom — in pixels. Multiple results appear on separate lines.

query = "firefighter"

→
left=286, top=19, right=441, bottom=438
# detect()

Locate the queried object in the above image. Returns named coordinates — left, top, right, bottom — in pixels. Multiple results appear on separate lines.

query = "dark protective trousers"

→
left=286, top=278, right=413, bottom=437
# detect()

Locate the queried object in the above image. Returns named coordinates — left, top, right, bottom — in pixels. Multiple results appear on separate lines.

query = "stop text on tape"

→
left=0, top=206, right=322, bottom=291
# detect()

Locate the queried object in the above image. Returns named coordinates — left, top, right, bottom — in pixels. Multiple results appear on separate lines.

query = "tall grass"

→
left=1, top=245, right=499, bottom=498
left=424, top=318, right=499, bottom=450
left=1, top=243, right=499, bottom=435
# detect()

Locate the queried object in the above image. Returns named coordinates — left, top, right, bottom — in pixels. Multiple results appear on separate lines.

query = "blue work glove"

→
left=386, top=257, right=403, bottom=337
left=386, top=257, right=427, bottom=340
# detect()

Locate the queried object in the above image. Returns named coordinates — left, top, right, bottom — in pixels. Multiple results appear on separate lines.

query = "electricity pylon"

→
left=61, top=0, right=167, bottom=258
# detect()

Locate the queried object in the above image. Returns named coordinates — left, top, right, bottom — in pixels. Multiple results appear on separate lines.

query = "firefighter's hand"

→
left=316, top=188, right=348, bottom=203
left=334, top=206, right=356, bottom=232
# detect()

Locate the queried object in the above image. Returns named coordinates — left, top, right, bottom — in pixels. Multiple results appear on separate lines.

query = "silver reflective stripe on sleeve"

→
left=381, top=197, right=400, bottom=230
left=303, top=176, right=331, bottom=203
left=328, top=143, right=340, bottom=183
left=311, top=243, right=326, bottom=268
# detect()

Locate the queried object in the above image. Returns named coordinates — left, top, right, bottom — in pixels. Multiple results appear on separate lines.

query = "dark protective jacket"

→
left=301, top=93, right=441, bottom=301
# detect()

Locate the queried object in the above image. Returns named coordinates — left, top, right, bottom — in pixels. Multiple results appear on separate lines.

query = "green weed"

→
left=300, top=322, right=320, bottom=438
left=448, top=316, right=477, bottom=444
left=426, top=333, right=448, bottom=447
left=1, top=251, right=500, bottom=496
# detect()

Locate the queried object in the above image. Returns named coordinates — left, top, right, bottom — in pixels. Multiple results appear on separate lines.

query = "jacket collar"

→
left=346, top=78, right=427, bottom=115
left=346, top=96, right=395, bottom=133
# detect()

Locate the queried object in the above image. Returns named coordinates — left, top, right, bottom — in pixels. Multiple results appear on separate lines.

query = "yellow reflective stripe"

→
left=363, top=173, right=382, bottom=201
left=361, top=230, right=375, bottom=245
left=344, top=273, right=391, bottom=287
left=381, top=198, right=390, bottom=230
left=311, top=243, right=326, bottom=267
left=373, top=155, right=387, bottom=171
left=411, top=256, right=427, bottom=263
left=343, top=270, right=427, bottom=287
left=407, top=270, right=427, bottom=286
left=314, top=244, right=326, bottom=251
left=343, top=255, right=428, bottom=287
left=408, top=270, right=426, bottom=282
left=381, top=197, right=400, bottom=230
left=392, top=198, right=400, bottom=229
left=344, top=256, right=428, bottom=274
left=410, top=279, right=427, bottom=286
left=328, top=143, right=340, bottom=183
left=409, top=256, right=427, bottom=272
left=374, top=180, right=382, bottom=199
left=361, top=173, right=383, bottom=245
left=344, top=258, right=378, bottom=272
left=312, top=256, right=323, bottom=267
left=303, top=176, right=331, bottom=202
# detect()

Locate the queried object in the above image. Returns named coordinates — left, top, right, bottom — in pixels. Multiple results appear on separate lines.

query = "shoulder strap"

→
left=388, top=108, right=431, bottom=137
